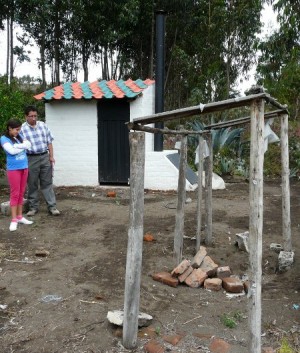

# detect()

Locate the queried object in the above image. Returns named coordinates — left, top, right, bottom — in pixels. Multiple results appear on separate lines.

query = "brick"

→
left=204, top=278, right=222, bottom=291
left=144, top=233, right=155, bottom=242
left=216, top=266, right=231, bottom=279
left=106, top=191, right=116, bottom=197
left=185, top=269, right=207, bottom=288
left=138, top=326, right=157, bottom=339
left=178, top=266, right=193, bottom=283
left=144, top=339, right=165, bottom=353
left=199, top=256, right=218, bottom=277
left=171, top=259, right=191, bottom=276
left=152, top=272, right=179, bottom=287
left=209, top=338, right=231, bottom=353
left=191, top=246, right=207, bottom=268
left=243, top=280, right=250, bottom=294
left=193, top=332, right=212, bottom=340
left=162, top=333, right=185, bottom=346
left=222, top=277, right=244, bottom=293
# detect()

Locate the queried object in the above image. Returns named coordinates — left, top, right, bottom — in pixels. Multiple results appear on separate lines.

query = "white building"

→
left=34, top=79, right=197, bottom=191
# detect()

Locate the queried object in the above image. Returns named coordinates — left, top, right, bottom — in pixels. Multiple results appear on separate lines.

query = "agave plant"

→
left=187, top=119, right=244, bottom=154
left=187, top=119, right=246, bottom=176
left=211, top=127, right=244, bottom=154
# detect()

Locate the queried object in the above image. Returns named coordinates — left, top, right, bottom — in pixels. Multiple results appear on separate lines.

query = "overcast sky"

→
left=0, top=4, right=278, bottom=91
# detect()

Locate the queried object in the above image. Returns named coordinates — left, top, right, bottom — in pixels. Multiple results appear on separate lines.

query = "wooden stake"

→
left=173, top=135, right=187, bottom=265
left=248, top=98, right=264, bottom=353
left=196, top=136, right=204, bottom=251
left=123, top=132, right=145, bottom=349
left=280, top=114, right=292, bottom=251
left=204, top=134, right=213, bottom=245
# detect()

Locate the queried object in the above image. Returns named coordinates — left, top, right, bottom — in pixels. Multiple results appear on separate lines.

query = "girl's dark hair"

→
left=5, top=118, right=23, bottom=143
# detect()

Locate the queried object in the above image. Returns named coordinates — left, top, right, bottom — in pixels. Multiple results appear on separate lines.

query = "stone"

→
left=185, top=269, right=207, bottom=288
left=171, top=259, right=191, bottom=276
left=144, top=340, right=165, bottom=353
left=278, top=251, right=294, bottom=272
left=152, top=272, right=179, bottom=287
left=209, top=338, right=231, bottom=353
left=199, top=256, right=218, bottom=277
left=222, top=277, right=244, bottom=293
left=262, top=347, right=275, bottom=353
left=106, top=310, right=152, bottom=327
left=1, top=199, right=29, bottom=216
left=35, top=249, right=50, bottom=257
left=204, top=278, right=222, bottom=291
left=191, top=246, right=207, bottom=268
left=235, top=231, right=249, bottom=252
left=178, top=266, right=193, bottom=283
left=270, top=243, right=283, bottom=253
left=193, top=332, right=212, bottom=340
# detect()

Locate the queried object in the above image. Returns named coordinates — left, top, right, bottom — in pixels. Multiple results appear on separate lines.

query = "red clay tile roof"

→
left=34, top=79, right=155, bottom=101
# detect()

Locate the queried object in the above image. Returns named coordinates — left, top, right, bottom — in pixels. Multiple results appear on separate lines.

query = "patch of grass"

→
left=278, top=337, right=296, bottom=353
left=220, top=311, right=243, bottom=329
left=155, top=326, right=161, bottom=336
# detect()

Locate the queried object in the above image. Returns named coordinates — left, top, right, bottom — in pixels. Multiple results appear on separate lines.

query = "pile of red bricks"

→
left=152, top=246, right=247, bottom=293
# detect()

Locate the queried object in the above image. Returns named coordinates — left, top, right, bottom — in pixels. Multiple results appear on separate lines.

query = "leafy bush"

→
left=0, top=76, right=38, bottom=172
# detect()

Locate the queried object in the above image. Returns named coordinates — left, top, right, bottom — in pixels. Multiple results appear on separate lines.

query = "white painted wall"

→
left=130, top=84, right=155, bottom=151
left=46, top=100, right=98, bottom=186
left=144, top=150, right=197, bottom=191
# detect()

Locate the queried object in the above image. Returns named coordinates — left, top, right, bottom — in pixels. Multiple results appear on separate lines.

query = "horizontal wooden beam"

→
left=127, top=122, right=209, bottom=135
left=133, top=93, right=288, bottom=126
left=205, top=109, right=285, bottom=130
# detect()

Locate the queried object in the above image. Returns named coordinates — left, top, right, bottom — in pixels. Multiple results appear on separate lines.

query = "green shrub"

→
left=0, top=76, right=38, bottom=172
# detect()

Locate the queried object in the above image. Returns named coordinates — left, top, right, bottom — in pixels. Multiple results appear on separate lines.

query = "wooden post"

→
left=248, top=98, right=264, bottom=353
left=196, top=136, right=204, bottom=251
left=173, top=135, right=187, bottom=265
left=204, top=133, right=213, bottom=245
left=123, top=132, right=145, bottom=349
left=280, top=114, right=292, bottom=251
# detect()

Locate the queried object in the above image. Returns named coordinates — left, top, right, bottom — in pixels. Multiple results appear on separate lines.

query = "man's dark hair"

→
left=24, top=105, right=38, bottom=115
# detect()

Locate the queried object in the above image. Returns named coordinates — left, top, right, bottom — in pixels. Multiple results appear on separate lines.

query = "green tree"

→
left=256, top=1, right=300, bottom=120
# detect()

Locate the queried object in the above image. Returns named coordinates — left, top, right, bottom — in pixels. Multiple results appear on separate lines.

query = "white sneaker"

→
left=18, top=217, right=33, bottom=225
left=9, top=221, right=18, bottom=231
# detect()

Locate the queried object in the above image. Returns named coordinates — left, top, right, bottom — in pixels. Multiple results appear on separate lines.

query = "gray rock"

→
left=107, top=310, right=153, bottom=327
left=235, top=231, right=249, bottom=253
left=270, top=243, right=283, bottom=253
left=278, top=251, right=294, bottom=272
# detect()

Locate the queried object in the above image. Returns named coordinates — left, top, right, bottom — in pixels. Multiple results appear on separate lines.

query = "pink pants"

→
left=7, top=169, right=29, bottom=207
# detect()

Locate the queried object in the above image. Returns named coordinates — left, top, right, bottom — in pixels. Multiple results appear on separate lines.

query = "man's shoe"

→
left=49, top=208, right=60, bottom=216
left=18, top=217, right=33, bottom=225
left=27, top=209, right=38, bottom=216
left=9, top=221, right=18, bottom=231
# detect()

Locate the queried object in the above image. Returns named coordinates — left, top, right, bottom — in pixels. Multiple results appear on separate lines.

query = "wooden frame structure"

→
left=123, top=93, right=291, bottom=353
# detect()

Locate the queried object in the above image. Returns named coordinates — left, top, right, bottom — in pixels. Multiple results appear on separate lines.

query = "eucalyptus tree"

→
left=257, top=0, right=300, bottom=119
left=163, top=0, right=263, bottom=108
left=124, top=0, right=264, bottom=110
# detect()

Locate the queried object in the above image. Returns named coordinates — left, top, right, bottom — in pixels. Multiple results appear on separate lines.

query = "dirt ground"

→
left=0, top=178, right=299, bottom=353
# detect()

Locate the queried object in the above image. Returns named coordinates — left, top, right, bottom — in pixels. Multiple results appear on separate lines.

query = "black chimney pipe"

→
left=154, top=10, right=166, bottom=151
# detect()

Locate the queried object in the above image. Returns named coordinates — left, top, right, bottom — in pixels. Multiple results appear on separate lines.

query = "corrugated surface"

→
left=34, top=78, right=155, bottom=101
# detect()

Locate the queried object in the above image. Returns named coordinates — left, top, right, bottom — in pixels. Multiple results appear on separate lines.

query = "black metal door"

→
left=97, top=99, right=130, bottom=184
